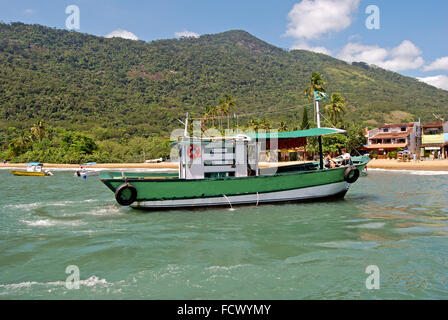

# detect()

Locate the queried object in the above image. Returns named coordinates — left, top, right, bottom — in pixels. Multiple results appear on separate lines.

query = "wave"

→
left=316, top=241, right=379, bottom=249
left=20, top=218, right=87, bottom=227
left=4, top=199, right=99, bottom=210
left=20, top=219, right=54, bottom=227
left=82, top=205, right=124, bottom=216
left=206, top=264, right=249, bottom=272
left=346, top=222, right=386, bottom=229
left=0, top=276, right=112, bottom=290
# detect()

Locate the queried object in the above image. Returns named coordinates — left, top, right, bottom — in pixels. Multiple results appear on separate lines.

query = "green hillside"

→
left=1, top=22, right=448, bottom=128
left=1, top=22, right=448, bottom=162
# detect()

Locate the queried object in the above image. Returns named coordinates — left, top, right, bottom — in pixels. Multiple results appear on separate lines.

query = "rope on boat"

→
left=222, top=194, right=234, bottom=210
left=318, top=111, right=364, bottom=157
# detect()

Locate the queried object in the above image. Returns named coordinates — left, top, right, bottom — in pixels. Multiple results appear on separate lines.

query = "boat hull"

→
left=11, top=170, right=50, bottom=176
left=100, top=160, right=368, bottom=210
left=131, top=181, right=349, bottom=210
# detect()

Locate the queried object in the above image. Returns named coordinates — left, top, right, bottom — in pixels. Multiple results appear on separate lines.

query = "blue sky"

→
left=1, top=0, right=447, bottom=90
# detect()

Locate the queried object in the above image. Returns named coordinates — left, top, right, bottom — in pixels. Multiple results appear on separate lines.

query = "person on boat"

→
left=324, top=152, right=336, bottom=169
left=340, top=148, right=351, bottom=166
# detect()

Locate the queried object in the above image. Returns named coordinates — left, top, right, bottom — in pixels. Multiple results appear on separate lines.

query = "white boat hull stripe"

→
left=131, top=181, right=349, bottom=209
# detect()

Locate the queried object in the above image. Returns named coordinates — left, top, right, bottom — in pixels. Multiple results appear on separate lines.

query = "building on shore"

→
left=365, top=122, right=421, bottom=158
left=420, top=121, right=448, bottom=159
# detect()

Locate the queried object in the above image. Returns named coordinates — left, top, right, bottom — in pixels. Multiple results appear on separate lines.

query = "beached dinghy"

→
left=100, top=128, right=369, bottom=210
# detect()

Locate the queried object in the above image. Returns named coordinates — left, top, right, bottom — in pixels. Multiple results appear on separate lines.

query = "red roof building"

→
left=366, top=122, right=421, bottom=155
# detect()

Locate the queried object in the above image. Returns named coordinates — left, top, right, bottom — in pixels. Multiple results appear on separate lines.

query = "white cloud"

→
left=291, top=41, right=331, bottom=55
left=174, top=30, right=200, bottom=38
left=338, top=42, right=387, bottom=65
left=285, top=0, right=359, bottom=55
left=24, top=9, right=35, bottom=14
left=424, top=56, right=448, bottom=72
left=337, top=40, right=424, bottom=72
left=418, top=75, right=448, bottom=91
left=285, top=0, right=360, bottom=40
left=105, top=29, right=138, bottom=40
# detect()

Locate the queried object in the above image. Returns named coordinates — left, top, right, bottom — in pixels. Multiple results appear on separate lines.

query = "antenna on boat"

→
left=177, top=112, right=190, bottom=137
left=315, top=100, right=321, bottom=129
left=184, top=112, right=189, bottom=137
left=314, top=91, right=327, bottom=170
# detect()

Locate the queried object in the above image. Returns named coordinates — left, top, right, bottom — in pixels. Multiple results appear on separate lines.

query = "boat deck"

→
left=100, top=171, right=179, bottom=179
left=100, top=156, right=368, bottom=181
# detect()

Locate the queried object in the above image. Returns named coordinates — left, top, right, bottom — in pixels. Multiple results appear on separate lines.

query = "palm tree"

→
left=247, top=118, right=260, bottom=131
left=216, top=94, right=236, bottom=130
left=260, top=117, right=271, bottom=130
left=203, top=106, right=217, bottom=128
left=324, top=93, right=347, bottom=125
left=31, top=120, right=47, bottom=142
left=303, top=72, right=326, bottom=102
left=279, top=121, right=288, bottom=131
left=9, top=130, right=31, bottom=156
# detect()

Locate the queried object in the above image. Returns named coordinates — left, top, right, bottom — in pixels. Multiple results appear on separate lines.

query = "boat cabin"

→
left=26, top=162, right=44, bottom=172
left=176, top=135, right=256, bottom=180
left=175, top=128, right=346, bottom=180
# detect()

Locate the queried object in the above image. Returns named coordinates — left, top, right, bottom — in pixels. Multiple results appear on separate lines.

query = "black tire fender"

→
left=115, top=183, right=137, bottom=206
left=344, top=166, right=360, bottom=183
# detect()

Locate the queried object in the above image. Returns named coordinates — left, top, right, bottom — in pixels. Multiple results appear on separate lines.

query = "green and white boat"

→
left=100, top=127, right=369, bottom=210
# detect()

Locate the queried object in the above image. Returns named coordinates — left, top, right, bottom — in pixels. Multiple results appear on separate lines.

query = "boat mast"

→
left=184, top=112, right=189, bottom=137
left=315, top=95, right=324, bottom=170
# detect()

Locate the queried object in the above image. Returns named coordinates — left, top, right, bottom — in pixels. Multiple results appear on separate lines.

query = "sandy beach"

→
left=2, top=159, right=448, bottom=171
left=365, top=159, right=448, bottom=171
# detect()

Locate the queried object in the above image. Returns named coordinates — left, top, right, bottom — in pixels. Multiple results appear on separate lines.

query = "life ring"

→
left=187, top=144, right=201, bottom=159
left=344, top=166, right=360, bottom=183
left=115, top=183, right=137, bottom=206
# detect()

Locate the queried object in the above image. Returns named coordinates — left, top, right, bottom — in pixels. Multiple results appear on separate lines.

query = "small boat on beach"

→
left=11, top=162, right=53, bottom=176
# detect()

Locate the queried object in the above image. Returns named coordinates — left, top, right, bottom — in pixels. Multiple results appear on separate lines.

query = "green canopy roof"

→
left=170, top=127, right=345, bottom=145
left=246, top=127, right=346, bottom=139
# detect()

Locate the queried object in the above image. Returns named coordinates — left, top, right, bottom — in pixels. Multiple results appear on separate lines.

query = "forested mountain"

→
left=1, top=22, right=448, bottom=163
left=1, top=22, right=448, bottom=135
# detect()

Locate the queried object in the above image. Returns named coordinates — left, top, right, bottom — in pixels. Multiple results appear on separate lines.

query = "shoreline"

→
left=2, top=159, right=448, bottom=171
left=0, top=162, right=179, bottom=169
left=0, top=161, right=307, bottom=170
left=365, top=159, right=448, bottom=171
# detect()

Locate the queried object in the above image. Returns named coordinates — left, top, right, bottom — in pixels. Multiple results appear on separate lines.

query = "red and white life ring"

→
left=187, top=144, right=201, bottom=159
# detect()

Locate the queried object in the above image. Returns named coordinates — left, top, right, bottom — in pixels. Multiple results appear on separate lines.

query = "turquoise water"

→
left=1, top=169, right=448, bottom=299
